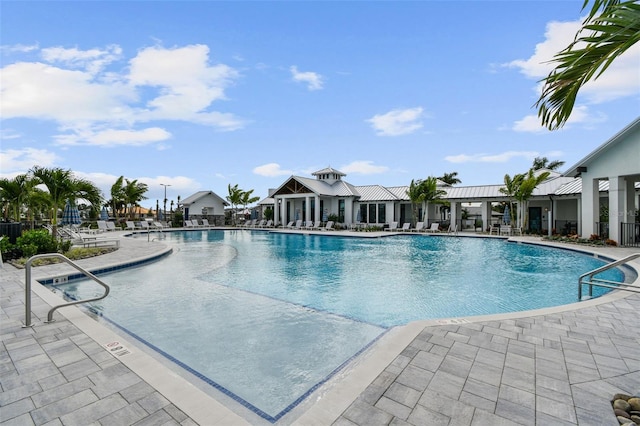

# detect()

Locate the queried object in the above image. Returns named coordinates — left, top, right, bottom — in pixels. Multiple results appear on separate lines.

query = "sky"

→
left=1, top=1, right=639, bottom=208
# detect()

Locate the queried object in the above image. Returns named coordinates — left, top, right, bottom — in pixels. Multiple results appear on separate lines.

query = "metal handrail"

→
left=578, top=253, right=640, bottom=300
left=24, top=253, right=110, bottom=327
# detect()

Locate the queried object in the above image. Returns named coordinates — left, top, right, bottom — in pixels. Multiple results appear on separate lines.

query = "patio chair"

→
left=303, top=221, right=314, bottom=230
left=201, top=218, right=211, bottom=228
left=447, top=224, right=458, bottom=235
left=399, top=223, right=411, bottom=232
left=96, top=220, right=109, bottom=232
left=106, top=222, right=118, bottom=231
left=65, top=229, right=120, bottom=248
left=384, top=222, right=398, bottom=231
left=264, top=220, right=274, bottom=228
left=489, top=224, right=500, bottom=235
left=320, top=221, right=334, bottom=231
left=125, top=221, right=137, bottom=231
left=425, top=223, right=441, bottom=233
left=284, top=221, right=294, bottom=229
left=255, top=219, right=266, bottom=228
left=412, top=222, right=425, bottom=232
left=139, top=221, right=151, bottom=230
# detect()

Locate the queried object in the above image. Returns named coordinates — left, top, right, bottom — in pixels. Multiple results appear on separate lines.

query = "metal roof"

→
left=353, top=185, right=400, bottom=201
left=272, top=175, right=359, bottom=197
left=311, top=167, right=346, bottom=176
left=554, top=179, right=640, bottom=195
left=180, top=191, right=229, bottom=206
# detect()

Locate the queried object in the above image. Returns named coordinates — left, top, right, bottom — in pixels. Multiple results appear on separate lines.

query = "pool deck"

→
left=1, top=228, right=639, bottom=425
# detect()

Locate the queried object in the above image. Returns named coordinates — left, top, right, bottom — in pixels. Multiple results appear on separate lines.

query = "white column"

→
left=580, top=177, right=599, bottom=238
left=481, top=201, right=491, bottom=231
left=315, top=196, right=320, bottom=224
left=625, top=178, right=635, bottom=223
left=273, top=197, right=279, bottom=226
left=609, top=176, right=624, bottom=244
left=450, top=202, right=459, bottom=230
left=305, top=196, right=310, bottom=224
left=345, top=199, right=353, bottom=225
left=281, top=197, right=287, bottom=226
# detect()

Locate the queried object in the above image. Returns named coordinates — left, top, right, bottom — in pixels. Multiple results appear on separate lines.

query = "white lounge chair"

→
left=284, top=221, right=294, bottom=229
left=125, top=221, right=137, bottom=231
left=412, top=222, right=425, bottom=232
left=63, top=229, right=120, bottom=248
left=385, top=222, right=398, bottom=231
left=399, top=223, right=411, bottom=232
left=264, top=220, right=274, bottom=228
left=447, top=224, right=458, bottom=235
left=303, top=221, right=314, bottom=230
left=320, top=221, right=334, bottom=231
left=201, top=218, right=211, bottom=228
left=426, top=223, right=441, bottom=233
left=294, top=220, right=303, bottom=229
left=139, top=221, right=151, bottom=230
left=96, top=220, right=109, bottom=232
left=106, top=221, right=118, bottom=231
left=255, top=219, right=266, bottom=228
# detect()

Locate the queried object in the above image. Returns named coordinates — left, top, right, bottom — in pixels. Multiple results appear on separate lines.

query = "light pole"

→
left=160, top=184, right=171, bottom=222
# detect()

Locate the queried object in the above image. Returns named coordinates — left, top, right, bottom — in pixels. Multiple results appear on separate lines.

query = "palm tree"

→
left=240, top=189, right=260, bottom=218
left=536, top=0, right=640, bottom=130
left=515, top=169, right=551, bottom=229
left=226, top=184, right=243, bottom=226
left=109, top=176, right=126, bottom=221
left=0, top=174, right=33, bottom=221
left=31, top=166, right=103, bottom=235
left=499, top=173, right=523, bottom=226
left=531, top=156, right=565, bottom=171
left=406, top=177, right=446, bottom=226
left=122, top=179, right=148, bottom=220
left=438, top=172, right=462, bottom=185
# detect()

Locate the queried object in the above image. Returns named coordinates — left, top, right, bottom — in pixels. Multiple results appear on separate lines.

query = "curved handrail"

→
left=24, top=253, right=110, bottom=327
left=578, top=253, right=640, bottom=300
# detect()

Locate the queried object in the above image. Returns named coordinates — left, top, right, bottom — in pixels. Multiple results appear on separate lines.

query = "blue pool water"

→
left=50, top=231, right=626, bottom=421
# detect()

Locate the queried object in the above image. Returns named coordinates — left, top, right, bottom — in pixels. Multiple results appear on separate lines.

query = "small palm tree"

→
left=499, top=174, right=522, bottom=226
left=226, top=184, right=243, bottom=226
left=123, top=179, right=148, bottom=220
left=407, top=177, right=446, bottom=226
left=438, top=172, right=462, bottom=185
left=240, top=189, right=260, bottom=217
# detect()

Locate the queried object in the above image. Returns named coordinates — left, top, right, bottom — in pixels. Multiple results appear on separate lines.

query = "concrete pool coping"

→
left=1, top=229, right=639, bottom=425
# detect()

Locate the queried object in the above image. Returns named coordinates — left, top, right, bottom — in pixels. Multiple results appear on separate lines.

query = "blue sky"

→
left=1, top=1, right=639, bottom=207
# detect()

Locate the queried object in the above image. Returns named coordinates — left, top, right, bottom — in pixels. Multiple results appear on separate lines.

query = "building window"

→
left=359, top=204, right=367, bottom=223
left=338, top=199, right=345, bottom=222
left=378, top=203, right=386, bottom=224
left=368, top=204, right=376, bottom=224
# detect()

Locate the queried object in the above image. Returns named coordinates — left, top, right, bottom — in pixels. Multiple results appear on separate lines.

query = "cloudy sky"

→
left=1, top=1, right=639, bottom=206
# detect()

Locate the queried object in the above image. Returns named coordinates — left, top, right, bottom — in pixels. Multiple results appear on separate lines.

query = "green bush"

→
left=16, top=229, right=60, bottom=256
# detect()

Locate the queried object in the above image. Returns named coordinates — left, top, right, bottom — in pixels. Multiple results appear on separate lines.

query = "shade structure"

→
left=62, top=200, right=81, bottom=225
left=100, top=206, right=108, bottom=220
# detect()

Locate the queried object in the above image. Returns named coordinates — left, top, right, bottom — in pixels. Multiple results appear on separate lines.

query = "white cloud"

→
left=367, top=107, right=424, bottom=136
left=0, top=43, right=39, bottom=53
left=512, top=105, right=605, bottom=133
left=253, top=163, right=294, bottom=177
left=445, top=151, right=540, bottom=164
left=0, top=43, right=245, bottom=148
left=55, top=127, right=172, bottom=147
left=0, top=147, right=60, bottom=175
left=41, top=44, right=122, bottom=75
left=340, top=161, right=389, bottom=175
left=507, top=17, right=640, bottom=105
left=290, top=66, right=324, bottom=91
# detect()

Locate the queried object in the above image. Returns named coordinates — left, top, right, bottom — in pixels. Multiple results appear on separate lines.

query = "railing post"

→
left=24, top=257, right=33, bottom=327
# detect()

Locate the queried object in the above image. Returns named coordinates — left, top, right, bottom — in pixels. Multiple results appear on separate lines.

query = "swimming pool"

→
left=49, top=230, right=626, bottom=422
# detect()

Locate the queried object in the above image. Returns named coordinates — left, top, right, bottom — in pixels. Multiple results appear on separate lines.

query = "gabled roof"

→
left=180, top=190, right=229, bottom=206
left=271, top=175, right=359, bottom=198
left=564, top=117, right=640, bottom=177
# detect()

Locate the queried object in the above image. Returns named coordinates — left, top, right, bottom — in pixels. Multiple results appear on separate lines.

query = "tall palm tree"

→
left=226, top=184, right=243, bottom=226
left=438, top=172, right=462, bottom=185
left=31, top=166, right=103, bottom=235
left=240, top=189, right=260, bottom=216
left=109, top=176, right=126, bottom=221
left=499, top=173, right=523, bottom=226
left=515, top=170, right=551, bottom=228
left=0, top=174, right=34, bottom=221
left=532, top=157, right=565, bottom=171
left=536, top=0, right=640, bottom=130
left=123, top=179, right=148, bottom=220
left=407, top=177, right=446, bottom=226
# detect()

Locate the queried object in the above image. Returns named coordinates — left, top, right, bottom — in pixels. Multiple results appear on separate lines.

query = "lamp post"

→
left=160, top=184, right=171, bottom=222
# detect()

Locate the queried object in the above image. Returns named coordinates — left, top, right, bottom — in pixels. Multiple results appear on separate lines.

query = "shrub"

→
left=589, top=234, right=601, bottom=241
left=605, top=239, right=617, bottom=246
left=16, top=230, right=59, bottom=255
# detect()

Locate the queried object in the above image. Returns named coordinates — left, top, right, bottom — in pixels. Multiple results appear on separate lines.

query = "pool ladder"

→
left=23, top=253, right=110, bottom=327
left=578, top=253, right=640, bottom=300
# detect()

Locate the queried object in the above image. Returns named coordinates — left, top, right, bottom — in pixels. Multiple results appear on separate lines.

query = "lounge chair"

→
left=320, top=221, right=334, bottom=231
left=447, top=224, right=458, bottom=235
left=139, top=221, right=151, bottom=230
left=292, top=220, right=303, bottom=229
left=125, top=221, right=137, bottom=231
left=152, top=221, right=166, bottom=229
left=284, top=221, right=294, bottom=229
left=255, top=219, right=266, bottom=228
left=201, top=218, right=211, bottom=228
left=303, top=221, right=314, bottom=230
left=96, top=220, right=109, bottom=232
left=384, top=222, right=398, bottom=231
left=264, top=220, right=274, bottom=228
left=399, top=223, right=411, bottom=232
left=106, top=221, right=118, bottom=231
left=425, top=223, right=441, bottom=233
left=62, top=229, right=120, bottom=248
left=489, top=224, right=500, bottom=235
left=412, top=222, right=425, bottom=232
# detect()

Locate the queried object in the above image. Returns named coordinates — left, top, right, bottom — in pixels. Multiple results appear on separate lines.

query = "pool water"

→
left=50, top=231, right=626, bottom=421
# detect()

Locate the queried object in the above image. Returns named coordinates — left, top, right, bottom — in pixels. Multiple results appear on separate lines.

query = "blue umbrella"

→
left=503, top=205, right=510, bottom=225
left=322, top=209, right=328, bottom=222
left=62, top=200, right=81, bottom=225
left=100, top=206, right=108, bottom=220
left=356, top=208, right=361, bottom=223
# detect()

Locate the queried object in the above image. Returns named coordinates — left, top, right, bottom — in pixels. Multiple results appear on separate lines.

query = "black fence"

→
left=554, top=220, right=578, bottom=236
left=621, top=222, right=640, bottom=248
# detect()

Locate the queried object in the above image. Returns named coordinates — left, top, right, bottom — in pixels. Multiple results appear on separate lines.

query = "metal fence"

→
left=621, top=222, right=640, bottom=248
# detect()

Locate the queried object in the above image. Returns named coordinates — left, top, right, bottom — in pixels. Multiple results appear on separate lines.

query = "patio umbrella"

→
left=503, top=205, right=510, bottom=225
left=356, top=208, right=361, bottom=223
left=100, top=206, right=108, bottom=220
left=322, top=209, right=328, bottom=222
left=62, top=200, right=81, bottom=225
